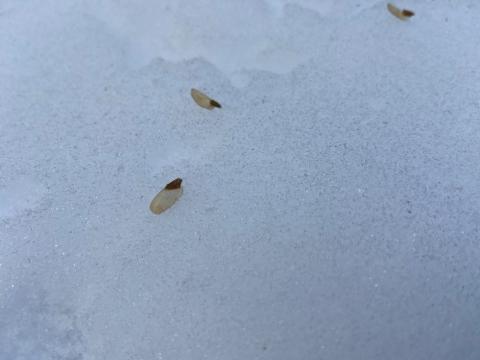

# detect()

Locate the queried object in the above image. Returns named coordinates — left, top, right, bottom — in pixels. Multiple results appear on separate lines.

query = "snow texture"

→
left=1, top=0, right=480, bottom=359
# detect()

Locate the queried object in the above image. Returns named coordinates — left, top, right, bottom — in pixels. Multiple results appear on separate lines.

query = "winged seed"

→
left=191, top=88, right=222, bottom=110
left=149, top=178, right=183, bottom=214
left=387, top=3, right=415, bottom=20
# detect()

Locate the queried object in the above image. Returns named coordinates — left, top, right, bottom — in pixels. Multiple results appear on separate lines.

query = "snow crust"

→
left=1, top=0, right=480, bottom=359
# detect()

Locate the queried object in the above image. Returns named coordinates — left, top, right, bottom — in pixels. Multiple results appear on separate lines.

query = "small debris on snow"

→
left=149, top=178, right=183, bottom=214
left=191, top=88, right=222, bottom=110
left=387, top=3, right=415, bottom=21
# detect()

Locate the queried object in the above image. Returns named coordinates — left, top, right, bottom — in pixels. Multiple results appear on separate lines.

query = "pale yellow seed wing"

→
left=191, top=88, right=214, bottom=109
left=387, top=3, right=407, bottom=20
left=149, top=187, right=183, bottom=214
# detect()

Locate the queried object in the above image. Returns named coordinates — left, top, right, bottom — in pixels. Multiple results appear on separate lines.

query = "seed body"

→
left=149, top=178, right=183, bottom=214
left=191, top=88, right=222, bottom=110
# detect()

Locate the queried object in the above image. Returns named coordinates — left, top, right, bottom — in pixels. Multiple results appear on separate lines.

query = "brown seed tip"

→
left=402, top=9, right=414, bottom=17
left=210, top=99, right=222, bottom=108
left=165, top=178, right=182, bottom=190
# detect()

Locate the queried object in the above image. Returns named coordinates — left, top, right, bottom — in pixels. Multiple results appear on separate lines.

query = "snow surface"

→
left=1, top=0, right=480, bottom=359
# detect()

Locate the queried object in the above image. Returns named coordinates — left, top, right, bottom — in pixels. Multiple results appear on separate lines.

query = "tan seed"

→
left=149, top=178, right=183, bottom=214
left=387, top=3, right=415, bottom=20
left=191, top=88, right=222, bottom=110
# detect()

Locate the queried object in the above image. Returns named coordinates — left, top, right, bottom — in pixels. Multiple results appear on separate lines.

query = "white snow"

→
left=1, top=0, right=480, bottom=359
left=0, top=178, right=46, bottom=220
